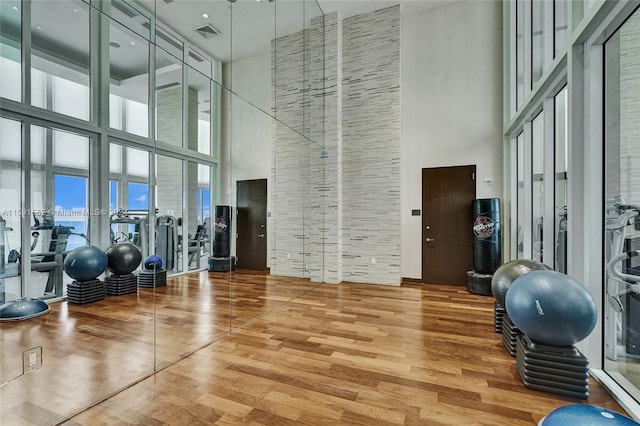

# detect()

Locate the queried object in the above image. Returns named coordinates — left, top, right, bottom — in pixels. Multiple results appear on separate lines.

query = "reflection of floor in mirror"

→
left=0, top=269, right=318, bottom=425
left=1, top=274, right=631, bottom=425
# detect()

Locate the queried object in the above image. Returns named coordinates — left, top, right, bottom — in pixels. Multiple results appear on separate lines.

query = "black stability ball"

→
left=105, top=242, right=142, bottom=275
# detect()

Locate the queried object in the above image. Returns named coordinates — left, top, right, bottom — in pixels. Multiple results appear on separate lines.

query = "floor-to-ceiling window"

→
left=28, top=125, right=90, bottom=299
left=109, top=12, right=150, bottom=138
left=604, top=4, right=640, bottom=404
left=515, top=0, right=525, bottom=110
left=516, top=132, right=526, bottom=259
left=553, top=0, right=568, bottom=58
left=554, top=86, right=568, bottom=273
left=30, top=0, right=91, bottom=121
left=0, top=0, right=21, bottom=102
left=531, top=0, right=545, bottom=87
left=531, top=111, right=544, bottom=263
left=506, top=0, right=640, bottom=417
left=109, top=143, right=151, bottom=259
left=0, top=117, right=22, bottom=304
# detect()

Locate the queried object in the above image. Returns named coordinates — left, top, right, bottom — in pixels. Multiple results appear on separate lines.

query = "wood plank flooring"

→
left=0, top=271, right=631, bottom=425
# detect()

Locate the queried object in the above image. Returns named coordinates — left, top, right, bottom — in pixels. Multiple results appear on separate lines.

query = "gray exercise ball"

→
left=491, top=259, right=551, bottom=307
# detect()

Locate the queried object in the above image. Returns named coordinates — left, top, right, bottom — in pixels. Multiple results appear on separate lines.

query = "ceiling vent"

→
left=194, top=24, right=221, bottom=39
left=111, top=0, right=137, bottom=18
left=189, top=50, right=205, bottom=63
left=156, top=82, right=180, bottom=91
left=156, top=26, right=184, bottom=51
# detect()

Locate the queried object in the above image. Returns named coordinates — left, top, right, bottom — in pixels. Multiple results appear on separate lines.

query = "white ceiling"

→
left=143, top=0, right=460, bottom=63
left=317, top=0, right=457, bottom=19
left=0, top=0, right=460, bottom=86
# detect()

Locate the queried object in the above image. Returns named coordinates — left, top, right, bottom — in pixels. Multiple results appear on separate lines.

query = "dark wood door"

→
left=236, top=179, right=267, bottom=270
left=422, top=165, right=476, bottom=285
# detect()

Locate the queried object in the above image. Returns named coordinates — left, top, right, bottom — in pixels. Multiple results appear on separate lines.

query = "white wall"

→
left=401, top=0, right=503, bottom=279
left=230, top=52, right=272, bottom=116
left=229, top=52, right=272, bottom=183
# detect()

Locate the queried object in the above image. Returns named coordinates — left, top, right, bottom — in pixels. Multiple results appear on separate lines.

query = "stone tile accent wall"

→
left=270, top=28, right=308, bottom=278
left=270, top=6, right=400, bottom=284
left=307, top=13, right=342, bottom=283
left=341, top=6, right=401, bottom=284
left=270, top=122, right=309, bottom=277
left=157, top=86, right=182, bottom=147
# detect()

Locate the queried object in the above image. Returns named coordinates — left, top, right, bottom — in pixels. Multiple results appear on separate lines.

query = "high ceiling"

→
left=142, top=0, right=459, bottom=63
left=318, top=0, right=456, bottom=19
left=0, top=0, right=459, bottom=88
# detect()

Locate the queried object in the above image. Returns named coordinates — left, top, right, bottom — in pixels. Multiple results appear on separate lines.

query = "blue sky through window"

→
left=54, top=175, right=86, bottom=211
left=198, top=188, right=210, bottom=223
left=110, top=180, right=117, bottom=210
left=128, top=182, right=149, bottom=210
left=54, top=174, right=87, bottom=249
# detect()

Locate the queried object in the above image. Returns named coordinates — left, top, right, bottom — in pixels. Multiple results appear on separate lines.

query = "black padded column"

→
left=213, top=205, right=231, bottom=258
left=472, top=198, right=501, bottom=274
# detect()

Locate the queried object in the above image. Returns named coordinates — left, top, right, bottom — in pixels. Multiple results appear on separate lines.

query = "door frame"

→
left=235, top=178, right=268, bottom=271
left=421, top=165, right=476, bottom=285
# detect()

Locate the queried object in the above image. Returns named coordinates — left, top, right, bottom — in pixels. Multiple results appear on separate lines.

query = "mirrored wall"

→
left=0, top=0, right=325, bottom=423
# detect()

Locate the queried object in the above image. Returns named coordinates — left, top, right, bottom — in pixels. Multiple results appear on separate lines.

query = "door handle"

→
left=425, top=237, right=435, bottom=243
left=257, top=233, right=265, bottom=238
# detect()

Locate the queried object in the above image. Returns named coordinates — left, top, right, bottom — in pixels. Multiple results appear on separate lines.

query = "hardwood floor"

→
left=0, top=271, right=630, bottom=425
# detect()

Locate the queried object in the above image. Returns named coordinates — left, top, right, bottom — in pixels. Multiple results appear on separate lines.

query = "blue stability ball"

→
left=105, top=242, right=142, bottom=275
left=63, top=245, right=108, bottom=282
left=491, top=259, right=551, bottom=307
left=143, top=255, right=163, bottom=270
left=505, top=270, right=597, bottom=346
left=542, top=404, right=639, bottom=426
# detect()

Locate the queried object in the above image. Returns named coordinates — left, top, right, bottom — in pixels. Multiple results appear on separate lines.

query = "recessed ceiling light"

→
left=36, top=26, right=42, bottom=30
left=130, top=41, right=136, bottom=45
left=202, top=13, right=208, bottom=18
left=109, top=41, right=121, bottom=48
left=12, top=6, right=19, bottom=11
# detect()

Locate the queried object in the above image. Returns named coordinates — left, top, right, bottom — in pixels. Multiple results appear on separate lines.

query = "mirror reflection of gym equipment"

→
left=110, top=209, right=210, bottom=274
left=1, top=211, right=90, bottom=304
left=605, top=197, right=640, bottom=362
left=153, top=214, right=210, bottom=273
left=110, top=209, right=149, bottom=260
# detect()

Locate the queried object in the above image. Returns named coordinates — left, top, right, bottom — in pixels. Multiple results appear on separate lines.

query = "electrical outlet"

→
left=23, top=347, right=43, bottom=373
left=371, top=257, right=376, bottom=265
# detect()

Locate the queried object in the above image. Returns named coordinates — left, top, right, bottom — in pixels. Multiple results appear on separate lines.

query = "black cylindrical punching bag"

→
left=472, top=198, right=501, bottom=274
left=213, top=205, right=231, bottom=258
